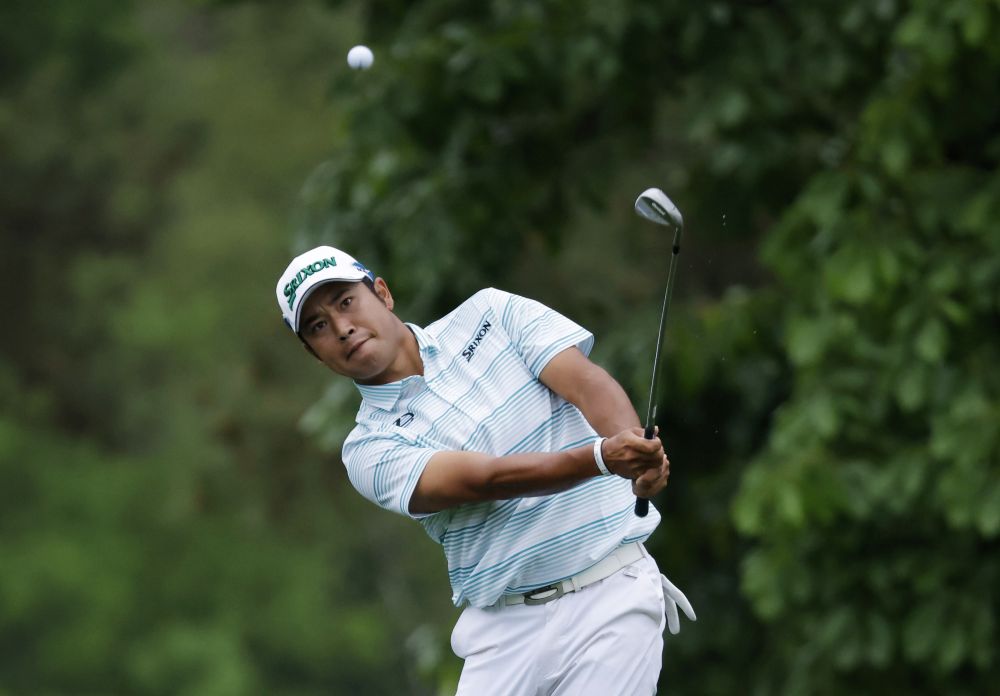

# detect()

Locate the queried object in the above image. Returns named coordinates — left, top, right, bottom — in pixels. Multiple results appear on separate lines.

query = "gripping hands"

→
left=600, top=427, right=670, bottom=499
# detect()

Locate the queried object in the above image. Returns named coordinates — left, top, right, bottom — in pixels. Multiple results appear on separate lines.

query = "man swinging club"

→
left=276, top=246, right=695, bottom=695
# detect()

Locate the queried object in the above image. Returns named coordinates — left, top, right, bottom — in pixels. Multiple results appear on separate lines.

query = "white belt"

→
left=500, top=542, right=645, bottom=607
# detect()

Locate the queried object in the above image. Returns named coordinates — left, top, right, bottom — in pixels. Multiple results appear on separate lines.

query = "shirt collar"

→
left=353, top=322, right=440, bottom=410
left=407, top=322, right=441, bottom=356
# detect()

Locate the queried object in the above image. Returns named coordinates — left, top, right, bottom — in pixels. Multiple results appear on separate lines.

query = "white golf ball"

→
left=347, top=45, right=374, bottom=70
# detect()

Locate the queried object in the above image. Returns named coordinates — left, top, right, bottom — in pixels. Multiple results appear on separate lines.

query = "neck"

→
left=357, top=321, right=423, bottom=385
left=396, top=324, right=424, bottom=378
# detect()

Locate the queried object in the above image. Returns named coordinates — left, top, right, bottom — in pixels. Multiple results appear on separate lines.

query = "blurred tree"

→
left=301, top=0, right=1000, bottom=693
left=1, top=1, right=457, bottom=694
left=0, top=0, right=155, bottom=441
left=732, top=1, right=1000, bottom=693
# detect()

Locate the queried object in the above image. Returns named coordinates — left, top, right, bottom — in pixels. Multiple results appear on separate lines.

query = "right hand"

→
left=632, top=453, right=670, bottom=499
left=601, top=427, right=665, bottom=481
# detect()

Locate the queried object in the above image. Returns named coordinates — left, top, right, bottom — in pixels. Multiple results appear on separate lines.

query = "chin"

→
left=342, top=358, right=385, bottom=383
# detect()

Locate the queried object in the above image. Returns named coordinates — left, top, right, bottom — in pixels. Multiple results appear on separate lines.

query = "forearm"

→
left=409, top=446, right=599, bottom=513
left=537, top=347, right=670, bottom=500
left=409, top=426, right=665, bottom=514
left=484, top=446, right=599, bottom=499
left=573, top=365, right=642, bottom=436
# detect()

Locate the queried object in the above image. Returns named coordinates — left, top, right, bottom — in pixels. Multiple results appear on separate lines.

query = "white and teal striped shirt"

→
left=343, top=288, right=660, bottom=608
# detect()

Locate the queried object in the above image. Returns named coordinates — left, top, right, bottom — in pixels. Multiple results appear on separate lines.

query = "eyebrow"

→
left=301, top=286, right=350, bottom=328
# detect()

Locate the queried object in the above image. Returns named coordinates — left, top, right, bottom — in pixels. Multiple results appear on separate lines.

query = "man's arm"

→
left=539, top=347, right=670, bottom=499
left=409, top=427, right=663, bottom=514
left=538, top=346, right=642, bottom=434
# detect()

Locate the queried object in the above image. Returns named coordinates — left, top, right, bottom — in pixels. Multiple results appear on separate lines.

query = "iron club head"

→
left=635, top=188, right=684, bottom=230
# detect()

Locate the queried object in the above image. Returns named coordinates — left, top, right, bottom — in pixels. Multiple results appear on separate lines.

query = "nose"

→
left=332, top=317, right=355, bottom=341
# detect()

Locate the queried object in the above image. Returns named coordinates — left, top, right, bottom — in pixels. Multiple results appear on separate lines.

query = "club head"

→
left=635, top=188, right=684, bottom=230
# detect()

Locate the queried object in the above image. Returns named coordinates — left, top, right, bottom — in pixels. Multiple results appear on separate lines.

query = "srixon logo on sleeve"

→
left=462, top=319, right=493, bottom=362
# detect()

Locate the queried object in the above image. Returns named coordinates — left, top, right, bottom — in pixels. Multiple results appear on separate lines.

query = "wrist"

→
left=592, top=437, right=611, bottom=476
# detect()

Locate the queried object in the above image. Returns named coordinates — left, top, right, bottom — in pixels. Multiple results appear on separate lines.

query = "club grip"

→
left=634, top=424, right=657, bottom=517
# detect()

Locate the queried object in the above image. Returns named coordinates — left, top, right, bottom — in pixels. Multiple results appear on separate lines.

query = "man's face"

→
left=298, top=278, right=403, bottom=384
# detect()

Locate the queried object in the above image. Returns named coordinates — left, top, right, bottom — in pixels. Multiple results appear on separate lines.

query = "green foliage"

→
left=305, top=0, right=1000, bottom=693
left=0, top=419, right=449, bottom=694
left=731, top=0, right=1000, bottom=692
left=298, top=0, right=697, bottom=320
left=0, top=0, right=138, bottom=93
left=1, top=1, right=456, bottom=693
left=3, top=0, right=999, bottom=693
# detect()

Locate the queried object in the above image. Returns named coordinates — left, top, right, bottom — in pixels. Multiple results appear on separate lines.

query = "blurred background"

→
left=1, top=0, right=998, bottom=694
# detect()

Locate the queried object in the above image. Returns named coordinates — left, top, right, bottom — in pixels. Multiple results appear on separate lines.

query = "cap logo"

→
left=283, top=256, right=338, bottom=309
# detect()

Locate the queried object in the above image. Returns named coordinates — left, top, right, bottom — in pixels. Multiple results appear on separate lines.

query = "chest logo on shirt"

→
left=394, top=412, right=415, bottom=427
left=462, top=319, right=493, bottom=362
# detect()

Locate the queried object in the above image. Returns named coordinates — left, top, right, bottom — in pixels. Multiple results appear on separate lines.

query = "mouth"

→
left=346, top=337, right=370, bottom=359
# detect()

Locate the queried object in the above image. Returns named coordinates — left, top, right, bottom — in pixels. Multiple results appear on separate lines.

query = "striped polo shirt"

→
left=342, top=288, right=660, bottom=608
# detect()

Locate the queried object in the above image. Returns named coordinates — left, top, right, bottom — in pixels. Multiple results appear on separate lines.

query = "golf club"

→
left=633, top=188, right=684, bottom=517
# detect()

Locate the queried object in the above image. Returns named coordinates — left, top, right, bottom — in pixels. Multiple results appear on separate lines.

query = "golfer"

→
left=276, top=246, right=695, bottom=695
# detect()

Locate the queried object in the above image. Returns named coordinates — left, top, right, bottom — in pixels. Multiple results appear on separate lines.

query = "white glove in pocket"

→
left=660, top=574, right=697, bottom=635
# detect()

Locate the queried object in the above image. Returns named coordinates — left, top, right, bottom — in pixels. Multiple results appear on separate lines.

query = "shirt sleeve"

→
left=484, top=288, right=595, bottom=377
left=342, top=428, right=438, bottom=519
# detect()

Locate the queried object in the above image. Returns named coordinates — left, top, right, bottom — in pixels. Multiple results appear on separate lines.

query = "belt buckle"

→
left=522, top=583, right=565, bottom=606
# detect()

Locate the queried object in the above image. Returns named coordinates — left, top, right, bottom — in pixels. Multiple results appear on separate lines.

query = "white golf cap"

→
left=276, top=245, right=375, bottom=332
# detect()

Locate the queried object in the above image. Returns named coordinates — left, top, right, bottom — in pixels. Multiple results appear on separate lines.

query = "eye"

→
left=341, top=296, right=353, bottom=309
left=308, top=320, right=327, bottom=335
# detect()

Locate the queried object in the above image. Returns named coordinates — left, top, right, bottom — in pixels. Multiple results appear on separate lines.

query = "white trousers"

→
left=451, top=551, right=666, bottom=696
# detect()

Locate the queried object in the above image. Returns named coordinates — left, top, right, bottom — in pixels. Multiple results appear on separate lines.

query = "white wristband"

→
left=593, top=437, right=611, bottom=476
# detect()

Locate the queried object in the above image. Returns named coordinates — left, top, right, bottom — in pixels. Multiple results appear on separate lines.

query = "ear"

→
left=373, top=277, right=394, bottom=310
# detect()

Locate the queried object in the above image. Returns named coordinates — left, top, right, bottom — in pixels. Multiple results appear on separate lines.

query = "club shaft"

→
left=635, top=232, right=682, bottom=517
left=644, top=242, right=680, bottom=431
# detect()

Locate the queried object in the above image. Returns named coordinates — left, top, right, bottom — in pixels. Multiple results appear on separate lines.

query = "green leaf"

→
left=719, top=89, right=750, bottom=127
left=787, top=317, right=828, bottom=366
left=904, top=601, right=943, bottom=660
left=732, top=468, right=766, bottom=536
left=801, top=174, right=850, bottom=229
left=809, top=393, right=839, bottom=438
left=877, top=247, right=902, bottom=288
left=742, top=551, right=785, bottom=620
left=939, top=298, right=970, bottom=325
left=977, top=483, right=1000, bottom=537
left=778, top=483, right=805, bottom=528
left=938, top=624, right=968, bottom=672
left=896, top=365, right=927, bottom=411
left=868, top=613, right=893, bottom=667
left=915, top=319, right=948, bottom=362
left=960, top=0, right=990, bottom=45
left=881, top=135, right=911, bottom=176
left=826, top=247, right=875, bottom=304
